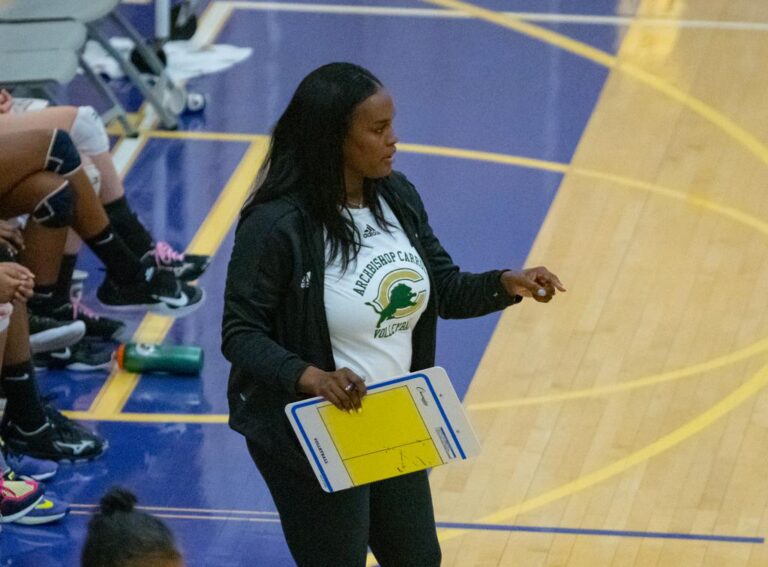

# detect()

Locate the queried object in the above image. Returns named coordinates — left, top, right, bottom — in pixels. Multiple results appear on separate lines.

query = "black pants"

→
left=247, top=439, right=442, bottom=567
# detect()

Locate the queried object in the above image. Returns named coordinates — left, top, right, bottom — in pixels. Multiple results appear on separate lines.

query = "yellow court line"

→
left=87, top=139, right=268, bottom=417
left=86, top=0, right=238, bottom=416
left=436, top=361, right=768, bottom=544
left=408, top=1, right=768, bottom=551
left=424, top=0, right=615, bottom=66
left=401, top=153, right=768, bottom=412
left=78, top=325, right=768, bottom=421
left=186, top=137, right=269, bottom=256
left=106, top=111, right=145, bottom=138
left=196, top=0, right=235, bottom=47
left=397, top=143, right=569, bottom=173
left=422, top=0, right=768, bottom=168
left=115, top=136, right=150, bottom=181
left=468, top=337, right=768, bottom=411
left=408, top=146, right=768, bottom=409
left=87, top=315, right=176, bottom=417
left=576, top=167, right=768, bottom=236
left=65, top=410, right=228, bottom=424
left=75, top=141, right=768, bottom=420
left=145, top=130, right=262, bottom=143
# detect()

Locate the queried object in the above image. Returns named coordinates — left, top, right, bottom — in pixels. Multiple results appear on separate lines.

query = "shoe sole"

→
left=35, top=347, right=111, bottom=373
left=5, top=463, right=58, bottom=481
left=51, top=450, right=106, bottom=464
left=8, top=450, right=104, bottom=464
left=151, top=288, right=206, bottom=317
left=26, top=470, right=57, bottom=481
left=65, top=361, right=113, bottom=372
left=99, top=289, right=205, bottom=318
left=0, top=494, right=45, bottom=524
left=58, top=438, right=109, bottom=463
left=14, top=510, right=68, bottom=525
left=5, top=440, right=108, bottom=464
left=30, top=321, right=86, bottom=354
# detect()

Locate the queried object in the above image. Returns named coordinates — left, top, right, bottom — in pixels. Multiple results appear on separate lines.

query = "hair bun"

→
left=98, top=487, right=138, bottom=515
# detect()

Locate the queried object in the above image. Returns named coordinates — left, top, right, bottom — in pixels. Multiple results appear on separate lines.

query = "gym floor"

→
left=4, top=0, right=768, bottom=565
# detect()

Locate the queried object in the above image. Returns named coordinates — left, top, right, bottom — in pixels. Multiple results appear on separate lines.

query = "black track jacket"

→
left=222, top=171, right=521, bottom=450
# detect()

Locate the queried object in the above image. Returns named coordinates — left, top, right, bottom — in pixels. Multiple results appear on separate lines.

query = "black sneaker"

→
left=143, top=241, right=211, bottom=281
left=28, top=314, right=86, bottom=355
left=47, top=300, right=126, bottom=341
left=96, top=267, right=205, bottom=318
left=42, top=403, right=97, bottom=437
left=33, top=340, right=113, bottom=373
left=2, top=412, right=106, bottom=462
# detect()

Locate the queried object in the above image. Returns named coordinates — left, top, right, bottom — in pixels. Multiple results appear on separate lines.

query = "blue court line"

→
left=434, top=522, right=764, bottom=544
left=64, top=511, right=761, bottom=544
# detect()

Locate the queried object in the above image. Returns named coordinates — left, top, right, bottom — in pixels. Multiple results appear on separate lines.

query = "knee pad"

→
left=70, top=106, right=110, bottom=155
left=45, top=129, right=82, bottom=176
left=84, top=162, right=102, bottom=195
left=31, top=180, right=75, bottom=228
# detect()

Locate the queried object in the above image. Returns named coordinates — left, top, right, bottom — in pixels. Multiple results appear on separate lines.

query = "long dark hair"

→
left=242, top=62, right=392, bottom=271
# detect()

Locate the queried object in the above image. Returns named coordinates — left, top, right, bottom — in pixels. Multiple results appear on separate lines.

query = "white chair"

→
left=0, top=50, right=79, bottom=89
left=0, top=0, right=187, bottom=130
left=0, top=18, right=137, bottom=135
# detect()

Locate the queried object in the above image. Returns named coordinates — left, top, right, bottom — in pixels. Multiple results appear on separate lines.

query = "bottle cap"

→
left=115, top=344, right=126, bottom=369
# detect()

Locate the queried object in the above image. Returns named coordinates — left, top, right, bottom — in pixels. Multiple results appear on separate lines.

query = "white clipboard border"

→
left=285, top=367, right=476, bottom=493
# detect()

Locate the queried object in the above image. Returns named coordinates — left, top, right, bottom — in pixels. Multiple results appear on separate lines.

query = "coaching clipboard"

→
left=285, top=367, right=481, bottom=493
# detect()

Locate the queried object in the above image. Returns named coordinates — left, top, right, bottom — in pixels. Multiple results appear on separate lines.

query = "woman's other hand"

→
left=502, top=267, right=566, bottom=303
left=0, top=262, right=34, bottom=303
left=0, top=220, right=25, bottom=257
left=297, top=366, right=368, bottom=412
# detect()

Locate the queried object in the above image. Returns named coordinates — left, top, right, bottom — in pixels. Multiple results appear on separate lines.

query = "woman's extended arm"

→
left=396, top=175, right=564, bottom=318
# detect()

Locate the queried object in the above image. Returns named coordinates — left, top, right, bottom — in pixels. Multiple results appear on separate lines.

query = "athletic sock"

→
left=1, top=361, right=47, bottom=432
left=104, top=197, right=154, bottom=257
left=84, top=225, right=144, bottom=284
left=55, top=253, right=78, bottom=299
left=28, top=254, right=78, bottom=314
left=29, top=282, right=67, bottom=312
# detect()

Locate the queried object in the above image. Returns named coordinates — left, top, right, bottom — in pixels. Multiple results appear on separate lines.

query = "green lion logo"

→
left=367, top=283, right=418, bottom=328
left=365, top=269, right=425, bottom=329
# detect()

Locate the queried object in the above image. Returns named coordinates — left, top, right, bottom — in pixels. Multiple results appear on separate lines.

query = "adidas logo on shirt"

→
left=362, top=224, right=381, bottom=238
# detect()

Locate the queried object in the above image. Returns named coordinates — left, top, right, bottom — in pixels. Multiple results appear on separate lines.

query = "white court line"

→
left=111, top=1, right=232, bottom=172
left=70, top=510, right=281, bottom=522
left=219, top=1, right=768, bottom=31
left=70, top=503, right=279, bottom=516
left=192, top=0, right=234, bottom=47
left=112, top=107, right=155, bottom=173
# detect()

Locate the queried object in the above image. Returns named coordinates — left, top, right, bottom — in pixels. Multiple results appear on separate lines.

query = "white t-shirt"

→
left=324, top=199, right=430, bottom=384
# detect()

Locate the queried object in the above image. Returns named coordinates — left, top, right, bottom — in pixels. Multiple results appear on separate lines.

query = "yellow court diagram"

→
left=286, top=367, right=481, bottom=492
left=320, top=386, right=443, bottom=486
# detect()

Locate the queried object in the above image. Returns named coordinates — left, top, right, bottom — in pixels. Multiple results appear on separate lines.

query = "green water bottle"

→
left=116, top=343, right=204, bottom=375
